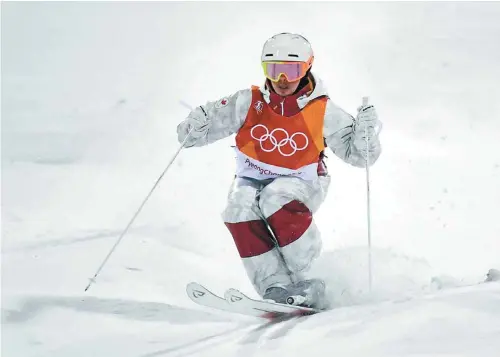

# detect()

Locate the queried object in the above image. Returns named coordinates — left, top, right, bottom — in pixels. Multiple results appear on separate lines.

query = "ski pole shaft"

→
left=84, top=127, right=194, bottom=292
left=362, top=96, right=373, bottom=292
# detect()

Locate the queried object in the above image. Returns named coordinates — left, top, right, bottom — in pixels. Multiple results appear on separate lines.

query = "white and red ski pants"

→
left=222, top=176, right=330, bottom=296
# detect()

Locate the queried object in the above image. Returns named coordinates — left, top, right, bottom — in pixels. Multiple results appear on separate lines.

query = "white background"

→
left=2, top=2, right=500, bottom=356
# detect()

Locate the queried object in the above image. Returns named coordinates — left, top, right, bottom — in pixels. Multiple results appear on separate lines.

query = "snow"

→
left=2, top=2, right=500, bottom=356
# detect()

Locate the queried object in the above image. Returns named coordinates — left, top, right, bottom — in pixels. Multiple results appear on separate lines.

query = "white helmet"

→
left=261, top=33, right=314, bottom=65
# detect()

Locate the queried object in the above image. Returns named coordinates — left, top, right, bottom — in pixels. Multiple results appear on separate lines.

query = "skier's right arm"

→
left=177, top=89, right=252, bottom=147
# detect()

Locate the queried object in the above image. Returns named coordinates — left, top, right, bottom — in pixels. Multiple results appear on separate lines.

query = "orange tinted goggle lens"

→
left=262, top=61, right=309, bottom=82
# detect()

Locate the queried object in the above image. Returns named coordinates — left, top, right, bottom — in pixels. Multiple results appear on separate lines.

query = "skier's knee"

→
left=258, top=178, right=311, bottom=217
left=222, top=184, right=259, bottom=222
left=259, top=191, right=292, bottom=219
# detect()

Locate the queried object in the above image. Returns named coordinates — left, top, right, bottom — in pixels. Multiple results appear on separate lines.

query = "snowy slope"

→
left=2, top=283, right=500, bottom=357
left=2, top=2, right=500, bottom=357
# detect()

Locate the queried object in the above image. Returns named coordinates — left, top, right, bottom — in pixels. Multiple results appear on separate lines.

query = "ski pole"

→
left=362, top=96, right=373, bottom=292
left=84, top=125, right=194, bottom=292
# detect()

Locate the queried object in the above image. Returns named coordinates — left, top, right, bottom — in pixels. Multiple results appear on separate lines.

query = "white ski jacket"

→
left=177, top=73, right=382, bottom=173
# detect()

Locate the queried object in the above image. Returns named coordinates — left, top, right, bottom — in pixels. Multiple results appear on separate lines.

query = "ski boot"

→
left=263, top=279, right=326, bottom=309
left=263, top=285, right=289, bottom=304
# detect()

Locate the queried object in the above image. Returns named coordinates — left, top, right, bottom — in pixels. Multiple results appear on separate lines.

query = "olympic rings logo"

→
left=250, top=124, right=309, bottom=157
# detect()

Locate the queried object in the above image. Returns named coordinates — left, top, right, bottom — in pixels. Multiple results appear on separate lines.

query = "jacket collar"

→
left=259, top=72, right=328, bottom=117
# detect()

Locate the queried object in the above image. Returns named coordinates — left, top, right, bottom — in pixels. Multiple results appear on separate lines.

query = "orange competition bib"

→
left=234, top=87, right=326, bottom=181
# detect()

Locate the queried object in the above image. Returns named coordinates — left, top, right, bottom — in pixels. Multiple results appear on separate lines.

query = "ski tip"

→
left=186, top=282, right=209, bottom=301
left=186, top=282, right=200, bottom=292
left=224, top=288, right=246, bottom=302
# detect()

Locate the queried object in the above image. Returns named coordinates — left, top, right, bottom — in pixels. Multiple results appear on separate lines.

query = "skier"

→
left=177, top=33, right=382, bottom=308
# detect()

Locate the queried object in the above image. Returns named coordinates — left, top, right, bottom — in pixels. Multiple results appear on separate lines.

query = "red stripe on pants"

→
left=225, top=220, right=275, bottom=258
left=267, top=200, right=312, bottom=247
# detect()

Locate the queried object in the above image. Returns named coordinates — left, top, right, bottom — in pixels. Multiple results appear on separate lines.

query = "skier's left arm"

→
left=323, top=99, right=382, bottom=168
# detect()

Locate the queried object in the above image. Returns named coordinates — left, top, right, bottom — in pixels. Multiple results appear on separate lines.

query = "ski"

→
left=186, top=282, right=242, bottom=313
left=187, top=282, right=271, bottom=318
left=224, top=288, right=319, bottom=319
left=186, top=282, right=320, bottom=320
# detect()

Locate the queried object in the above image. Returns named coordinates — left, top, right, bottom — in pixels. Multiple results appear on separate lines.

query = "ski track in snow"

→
left=5, top=283, right=499, bottom=357
left=2, top=295, right=228, bottom=325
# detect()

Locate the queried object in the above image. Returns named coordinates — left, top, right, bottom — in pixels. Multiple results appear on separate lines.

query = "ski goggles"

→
left=262, top=60, right=311, bottom=82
